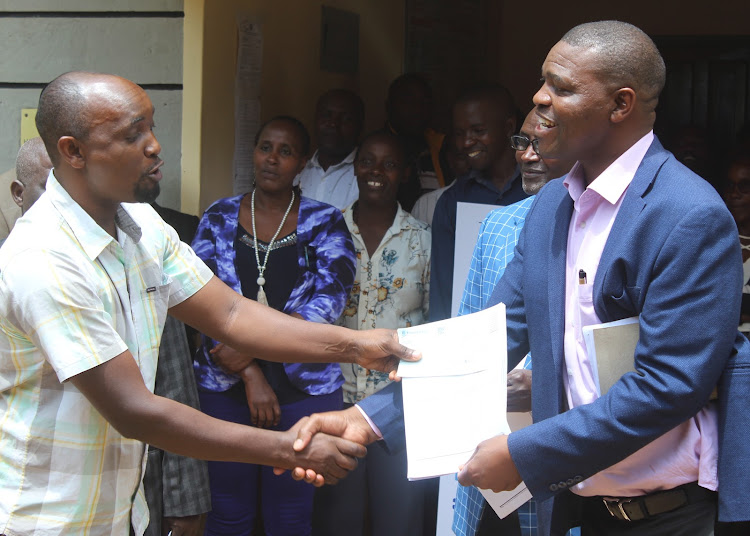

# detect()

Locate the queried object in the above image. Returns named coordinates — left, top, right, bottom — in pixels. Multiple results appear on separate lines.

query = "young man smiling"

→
left=429, top=83, right=528, bottom=322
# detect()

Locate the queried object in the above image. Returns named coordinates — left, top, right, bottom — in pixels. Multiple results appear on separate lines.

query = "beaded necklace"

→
left=251, top=188, right=295, bottom=305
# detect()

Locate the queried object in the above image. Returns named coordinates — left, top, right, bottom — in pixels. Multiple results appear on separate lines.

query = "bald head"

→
left=36, top=72, right=93, bottom=165
left=561, top=21, right=666, bottom=107
left=35, top=71, right=145, bottom=166
left=12, top=137, right=52, bottom=213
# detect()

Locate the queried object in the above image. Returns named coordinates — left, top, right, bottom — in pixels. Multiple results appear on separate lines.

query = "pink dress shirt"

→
left=563, top=131, right=718, bottom=497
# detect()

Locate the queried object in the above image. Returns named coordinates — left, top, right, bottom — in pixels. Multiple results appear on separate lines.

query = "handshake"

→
left=272, top=405, right=379, bottom=486
left=211, top=328, right=532, bottom=489
left=269, top=368, right=534, bottom=488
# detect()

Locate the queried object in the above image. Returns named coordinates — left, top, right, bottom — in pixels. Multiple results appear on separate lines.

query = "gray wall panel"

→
left=0, top=88, right=183, bottom=212
left=0, top=1, right=183, bottom=12
left=1, top=18, right=183, bottom=84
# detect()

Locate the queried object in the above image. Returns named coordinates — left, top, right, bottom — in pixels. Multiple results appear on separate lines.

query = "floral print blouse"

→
left=338, top=203, right=431, bottom=403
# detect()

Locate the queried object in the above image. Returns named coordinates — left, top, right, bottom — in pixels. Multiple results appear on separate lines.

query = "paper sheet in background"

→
left=397, top=304, right=508, bottom=480
left=451, top=202, right=504, bottom=317
left=233, top=18, right=263, bottom=195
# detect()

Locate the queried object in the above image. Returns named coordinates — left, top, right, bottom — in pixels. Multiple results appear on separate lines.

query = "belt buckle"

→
left=602, top=496, right=634, bottom=521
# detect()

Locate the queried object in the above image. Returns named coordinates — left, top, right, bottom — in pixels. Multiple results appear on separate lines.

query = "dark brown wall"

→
left=493, top=0, right=750, bottom=113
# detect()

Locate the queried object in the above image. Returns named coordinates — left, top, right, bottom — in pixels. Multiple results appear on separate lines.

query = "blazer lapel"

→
left=595, top=137, right=670, bottom=319
left=548, top=188, right=574, bottom=395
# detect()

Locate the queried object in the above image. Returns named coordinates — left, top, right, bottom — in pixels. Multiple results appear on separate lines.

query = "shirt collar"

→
left=46, top=170, right=142, bottom=261
left=308, top=148, right=357, bottom=170
left=342, top=202, right=417, bottom=236
left=564, top=131, right=654, bottom=205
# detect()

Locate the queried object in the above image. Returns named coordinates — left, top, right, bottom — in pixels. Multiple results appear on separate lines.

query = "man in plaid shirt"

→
left=0, top=71, right=416, bottom=536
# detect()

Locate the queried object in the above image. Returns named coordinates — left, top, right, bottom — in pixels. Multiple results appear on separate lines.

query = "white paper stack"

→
left=396, top=303, right=509, bottom=480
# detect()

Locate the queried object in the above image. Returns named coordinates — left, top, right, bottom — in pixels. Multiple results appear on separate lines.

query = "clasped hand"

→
left=280, top=416, right=368, bottom=486
left=275, top=406, right=379, bottom=486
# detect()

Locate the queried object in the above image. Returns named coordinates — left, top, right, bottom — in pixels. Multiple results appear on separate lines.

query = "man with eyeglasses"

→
left=452, top=108, right=575, bottom=536
left=429, top=84, right=529, bottom=324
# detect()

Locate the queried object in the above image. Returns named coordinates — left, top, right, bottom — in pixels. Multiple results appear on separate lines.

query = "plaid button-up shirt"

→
left=0, top=171, right=213, bottom=536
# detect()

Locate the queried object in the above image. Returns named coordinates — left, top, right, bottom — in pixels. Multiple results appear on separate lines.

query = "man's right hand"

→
left=280, top=416, right=367, bottom=486
left=274, top=406, right=379, bottom=484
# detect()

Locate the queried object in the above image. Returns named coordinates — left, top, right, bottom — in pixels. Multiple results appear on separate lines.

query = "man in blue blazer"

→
left=292, top=21, right=750, bottom=535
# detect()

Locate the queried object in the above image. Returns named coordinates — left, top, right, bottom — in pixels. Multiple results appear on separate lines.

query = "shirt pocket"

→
left=578, top=282, right=594, bottom=305
left=139, top=282, right=171, bottom=355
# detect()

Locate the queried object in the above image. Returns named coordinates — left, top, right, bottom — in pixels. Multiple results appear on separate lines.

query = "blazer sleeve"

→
left=357, top=381, right=406, bottom=453
left=508, top=201, right=742, bottom=502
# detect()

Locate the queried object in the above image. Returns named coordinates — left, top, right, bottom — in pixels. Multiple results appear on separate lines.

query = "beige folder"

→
left=582, top=317, right=640, bottom=396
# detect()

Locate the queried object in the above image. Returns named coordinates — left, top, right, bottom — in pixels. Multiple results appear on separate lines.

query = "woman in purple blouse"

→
left=191, top=116, right=356, bottom=536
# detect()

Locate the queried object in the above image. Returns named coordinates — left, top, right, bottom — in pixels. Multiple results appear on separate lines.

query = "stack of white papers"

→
left=397, top=304, right=531, bottom=519
left=397, top=303, right=508, bottom=479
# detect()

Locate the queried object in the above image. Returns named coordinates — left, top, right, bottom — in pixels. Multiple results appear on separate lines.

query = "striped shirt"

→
left=0, top=171, right=213, bottom=536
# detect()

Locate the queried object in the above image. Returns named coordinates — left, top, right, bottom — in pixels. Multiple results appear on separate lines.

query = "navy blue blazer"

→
left=359, top=138, right=750, bottom=530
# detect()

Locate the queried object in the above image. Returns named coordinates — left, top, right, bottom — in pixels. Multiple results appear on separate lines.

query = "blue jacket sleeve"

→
left=357, top=381, right=405, bottom=453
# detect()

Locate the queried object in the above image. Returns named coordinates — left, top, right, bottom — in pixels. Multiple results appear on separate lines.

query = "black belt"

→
left=600, top=481, right=714, bottom=522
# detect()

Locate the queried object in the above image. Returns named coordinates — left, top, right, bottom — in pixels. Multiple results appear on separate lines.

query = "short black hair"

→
left=254, top=116, right=311, bottom=156
left=15, top=137, right=52, bottom=185
left=561, top=21, right=666, bottom=106
left=454, top=83, right=517, bottom=121
left=35, top=72, right=94, bottom=165
left=355, top=129, right=406, bottom=165
left=317, top=89, right=365, bottom=125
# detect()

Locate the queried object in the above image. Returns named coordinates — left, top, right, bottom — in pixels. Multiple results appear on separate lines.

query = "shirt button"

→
left=580, top=221, right=586, bottom=228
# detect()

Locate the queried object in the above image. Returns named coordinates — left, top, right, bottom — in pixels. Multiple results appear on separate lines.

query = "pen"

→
left=579, top=269, right=587, bottom=285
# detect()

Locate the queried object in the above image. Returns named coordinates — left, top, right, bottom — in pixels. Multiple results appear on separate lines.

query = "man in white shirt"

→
left=296, top=89, right=364, bottom=209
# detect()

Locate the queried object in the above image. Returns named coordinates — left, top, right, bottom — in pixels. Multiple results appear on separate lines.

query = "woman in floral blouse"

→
left=191, top=116, right=356, bottom=536
left=313, top=130, right=431, bottom=536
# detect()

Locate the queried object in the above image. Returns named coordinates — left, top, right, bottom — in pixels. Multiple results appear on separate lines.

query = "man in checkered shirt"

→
left=0, top=71, right=417, bottom=536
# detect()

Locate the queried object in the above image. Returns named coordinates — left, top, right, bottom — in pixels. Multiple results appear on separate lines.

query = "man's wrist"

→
left=354, top=404, right=382, bottom=440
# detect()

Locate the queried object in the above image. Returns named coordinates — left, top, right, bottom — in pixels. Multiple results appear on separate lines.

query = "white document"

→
left=480, top=482, right=533, bottom=520
left=479, top=390, right=534, bottom=521
left=397, top=303, right=509, bottom=480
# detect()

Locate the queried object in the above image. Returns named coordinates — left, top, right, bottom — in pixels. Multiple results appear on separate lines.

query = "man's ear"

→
left=10, top=179, right=24, bottom=209
left=57, top=136, right=86, bottom=169
left=611, top=88, right=636, bottom=123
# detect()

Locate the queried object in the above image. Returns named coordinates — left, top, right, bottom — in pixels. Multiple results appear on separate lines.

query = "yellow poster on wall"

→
left=21, top=108, right=39, bottom=145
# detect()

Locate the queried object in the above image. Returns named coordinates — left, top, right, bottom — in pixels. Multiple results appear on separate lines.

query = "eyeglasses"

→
left=727, top=180, right=750, bottom=195
left=510, top=135, right=540, bottom=154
